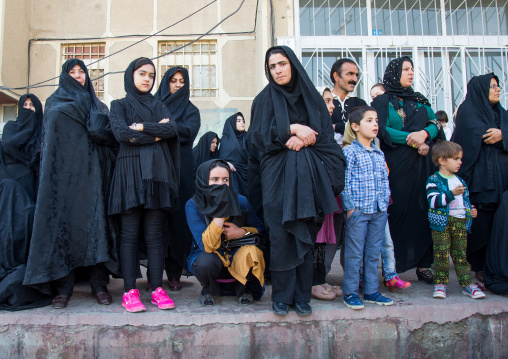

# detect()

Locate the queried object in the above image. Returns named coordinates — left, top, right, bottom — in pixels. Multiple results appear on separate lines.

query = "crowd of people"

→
left=1, top=47, right=507, bottom=315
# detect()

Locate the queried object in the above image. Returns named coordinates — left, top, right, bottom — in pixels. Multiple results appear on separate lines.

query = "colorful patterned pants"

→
left=432, top=216, right=472, bottom=287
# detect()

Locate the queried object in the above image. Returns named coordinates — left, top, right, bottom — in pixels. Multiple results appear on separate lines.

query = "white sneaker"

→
left=462, top=284, right=486, bottom=299
left=433, top=284, right=446, bottom=299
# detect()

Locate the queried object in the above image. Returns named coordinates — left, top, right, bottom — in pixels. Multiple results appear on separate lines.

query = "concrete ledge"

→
left=1, top=267, right=507, bottom=358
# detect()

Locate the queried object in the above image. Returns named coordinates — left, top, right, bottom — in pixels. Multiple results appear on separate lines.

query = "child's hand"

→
left=346, top=209, right=354, bottom=219
left=471, top=206, right=478, bottom=218
left=452, top=185, right=465, bottom=195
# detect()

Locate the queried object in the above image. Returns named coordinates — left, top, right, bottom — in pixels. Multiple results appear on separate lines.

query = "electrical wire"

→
left=1, top=0, right=250, bottom=91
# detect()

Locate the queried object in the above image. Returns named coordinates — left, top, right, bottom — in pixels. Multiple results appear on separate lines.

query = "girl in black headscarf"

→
left=155, top=66, right=201, bottom=290
left=219, top=112, right=249, bottom=196
left=451, top=73, right=508, bottom=285
left=186, top=159, right=265, bottom=306
left=249, top=46, right=346, bottom=316
left=372, top=56, right=444, bottom=281
left=0, top=94, right=43, bottom=202
left=23, top=59, right=119, bottom=309
left=193, top=131, right=219, bottom=176
left=108, top=58, right=180, bottom=313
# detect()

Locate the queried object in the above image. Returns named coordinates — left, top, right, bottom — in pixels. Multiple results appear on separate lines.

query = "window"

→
left=445, top=0, right=508, bottom=36
left=62, top=43, right=106, bottom=99
left=1, top=104, right=17, bottom=124
left=158, top=40, right=218, bottom=97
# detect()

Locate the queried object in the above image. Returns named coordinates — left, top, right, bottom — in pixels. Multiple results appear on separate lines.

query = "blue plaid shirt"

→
left=341, top=139, right=390, bottom=214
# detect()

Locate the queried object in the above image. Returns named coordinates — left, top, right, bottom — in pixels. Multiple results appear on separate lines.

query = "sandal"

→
left=323, top=283, right=343, bottom=296
left=311, top=285, right=336, bottom=301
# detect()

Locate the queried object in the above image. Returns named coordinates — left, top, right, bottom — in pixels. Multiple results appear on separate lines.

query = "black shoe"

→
left=238, top=289, right=253, bottom=305
left=416, top=268, right=434, bottom=284
left=272, top=301, right=289, bottom=316
left=199, top=293, right=214, bottom=306
left=294, top=301, right=312, bottom=316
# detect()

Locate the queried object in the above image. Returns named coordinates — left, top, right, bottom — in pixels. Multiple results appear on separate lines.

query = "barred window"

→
left=158, top=40, right=218, bottom=97
left=62, top=43, right=106, bottom=100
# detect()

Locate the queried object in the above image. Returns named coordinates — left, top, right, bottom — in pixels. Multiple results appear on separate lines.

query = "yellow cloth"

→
left=201, top=221, right=265, bottom=285
left=342, top=120, right=356, bottom=147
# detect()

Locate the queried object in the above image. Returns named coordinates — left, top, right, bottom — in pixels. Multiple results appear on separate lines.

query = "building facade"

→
left=0, top=0, right=506, bottom=134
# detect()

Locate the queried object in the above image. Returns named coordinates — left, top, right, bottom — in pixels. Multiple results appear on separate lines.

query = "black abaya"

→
left=484, top=190, right=508, bottom=294
left=451, top=74, right=508, bottom=271
left=219, top=113, right=249, bottom=197
left=23, top=59, right=119, bottom=294
left=155, top=66, right=200, bottom=276
left=0, top=179, right=51, bottom=311
left=0, top=94, right=43, bottom=202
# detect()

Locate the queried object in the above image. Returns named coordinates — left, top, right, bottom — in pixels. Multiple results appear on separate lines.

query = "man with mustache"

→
left=330, top=59, right=367, bottom=146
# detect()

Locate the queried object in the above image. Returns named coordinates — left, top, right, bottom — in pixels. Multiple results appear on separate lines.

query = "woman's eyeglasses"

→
left=490, top=84, right=502, bottom=90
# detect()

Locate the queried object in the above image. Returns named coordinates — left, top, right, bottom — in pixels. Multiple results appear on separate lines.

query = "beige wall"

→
left=0, top=0, right=291, bottom=136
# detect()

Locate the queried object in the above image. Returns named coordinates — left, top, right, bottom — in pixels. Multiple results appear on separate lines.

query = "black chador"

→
left=155, top=66, right=200, bottom=281
left=193, top=131, right=219, bottom=176
left=249, top=46, right=345, bottom=306
left=23, top=59, right=119, bottom=297
left=0, top=94, right=43, bottom=202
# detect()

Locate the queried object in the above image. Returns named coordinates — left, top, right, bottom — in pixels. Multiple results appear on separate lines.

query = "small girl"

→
left=109, top=58, right=180, bottom=312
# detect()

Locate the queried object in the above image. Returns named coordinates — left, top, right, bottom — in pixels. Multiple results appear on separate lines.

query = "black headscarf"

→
left=1, top=94, right=43, bottom=169
left=373, top=56, right=440, bottom=149
left=250, top=46, right=345, bottom=269
left=155, top=66, right=201, bottom=145
left=193, top=131, right=219, bottom=171
left=452, top=73, right=508, bottom=191
left=193, top=159, right=241, bottom=218
left=123, top=58, right=180, bottom=187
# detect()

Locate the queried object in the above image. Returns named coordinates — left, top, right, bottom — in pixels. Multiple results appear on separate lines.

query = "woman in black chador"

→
left=109, top=58, right=180, bottom=313
left=0, top=94, right=43, bottom=202
left=155, top=66, right=200, bottom=291
left=452, top=73, right=508, bottom=286
left=193, top=131, right=219, bottom=176
left=371, top=56, right=444, bottom=281
left=0, top=179, right=52, bottom=311
left=219, top=112, right=249, bottom=197
left=23, top=59, right=119, bottom=309
left=249, top=46, right=345, bottom=316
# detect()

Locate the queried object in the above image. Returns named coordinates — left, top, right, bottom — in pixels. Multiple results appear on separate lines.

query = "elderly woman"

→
left=372, top=56, right=444, bottom=282
left=452, top=73, right=508, bottom=286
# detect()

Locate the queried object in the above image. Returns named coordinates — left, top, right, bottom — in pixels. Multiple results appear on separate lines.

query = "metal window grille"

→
left=62, top=43, right=106, bottom=100
left=158, top=40, right=218, bottom=97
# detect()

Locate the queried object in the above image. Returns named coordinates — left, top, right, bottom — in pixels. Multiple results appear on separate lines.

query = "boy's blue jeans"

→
left=381, top=221, right=398, bottom=281
left=343, top=209, right=388, bottom=296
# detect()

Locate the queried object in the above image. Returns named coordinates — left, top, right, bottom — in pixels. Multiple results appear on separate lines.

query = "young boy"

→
left=426, top=140, right=485, bottom=299
left=341, top=106, right=392, bottom=309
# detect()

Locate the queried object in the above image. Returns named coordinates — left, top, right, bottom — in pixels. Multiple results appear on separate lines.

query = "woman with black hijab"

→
left=186, top=159, right=265, bottom=306
left=0, top=94, right=43, bottom=202
left=219, top=112, right=249, bottom=197
left=155, top=66, right=200, bottom=291
left=109, top=58, right=180, bottom=313
left=452, top=73, right=508, bottom=286
left=372, top=56, right=443, bottom=281
left=23, top=59, right=119, bottom=309
left=0, top=179, right=52, bottom=311
left=249, top=46, right=346, bottom=316
left=193, top=131, right=219, bottom=175
left=484, top=190, right=508, bottom=294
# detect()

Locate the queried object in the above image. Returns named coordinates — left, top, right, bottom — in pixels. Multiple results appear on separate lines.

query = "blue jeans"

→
left=381, top=221, right=398, bottom=281
left=343, top=210, right=387, bottom=296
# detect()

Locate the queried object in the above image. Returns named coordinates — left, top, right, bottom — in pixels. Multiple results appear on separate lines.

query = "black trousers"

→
left=468, top=206, right=497, bottom=273
left=52, top=263, right=110, bottom=297
left=271, top=249, right=313, bottom=304
left=193, top=252, right=263, bottom=299
left=120, top=207, right=164, bottom=292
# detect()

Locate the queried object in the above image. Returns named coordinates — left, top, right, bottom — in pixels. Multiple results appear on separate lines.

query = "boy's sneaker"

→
left=385, top=276, right=411, bottom=292
left=363, top=292, right=393, bottom=306
left=151, top=287, right=176, bottom=309
left=343, top=294, right=364, bottom=310
left=433, top=284, right=446, bottom=299
left=462, top=284, right=486, bottom=299
left=122, top=289, right=146, bottom=313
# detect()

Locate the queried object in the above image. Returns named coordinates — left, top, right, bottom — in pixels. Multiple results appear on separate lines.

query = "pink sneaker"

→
left=385, top=276, right=411, bottom=292
left=151, top=287, right=175, bottom=310
left=122, top=289, right=146, bottom=313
